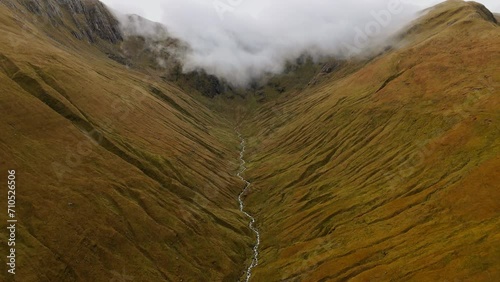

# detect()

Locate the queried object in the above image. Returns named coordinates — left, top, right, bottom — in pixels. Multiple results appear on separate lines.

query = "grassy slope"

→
left=242, top=1, right=500, bottom=281
left=0, top=0, right=499, bottom=281
left=0, top=2, right=253, bottom=282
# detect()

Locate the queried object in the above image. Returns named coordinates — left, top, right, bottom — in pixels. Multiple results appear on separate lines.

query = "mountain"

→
left=241, top=1, right=500, bottom=280
left=0, top=0, right=498, bottom=281
left=0, top=1, right=250, bottom=281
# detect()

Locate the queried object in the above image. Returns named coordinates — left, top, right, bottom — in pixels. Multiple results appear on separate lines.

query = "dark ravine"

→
left=236, top=130, right=261, bottom=282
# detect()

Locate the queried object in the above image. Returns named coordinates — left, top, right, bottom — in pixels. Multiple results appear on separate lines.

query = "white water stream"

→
left=236, top=131, right=260, bottom=282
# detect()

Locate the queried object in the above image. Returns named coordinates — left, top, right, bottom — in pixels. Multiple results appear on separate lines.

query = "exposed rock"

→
left=78, top=0, right=122, bottom=43
left=190, top=73, right=224, bottom=98
left=14, top=0, right=123, bottom=44
left=20, top=0, right=42, bottom=14
left=321, top=61, right=341, bottom=74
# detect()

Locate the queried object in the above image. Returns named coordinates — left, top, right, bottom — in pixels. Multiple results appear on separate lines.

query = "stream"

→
left=236, top=131, right=260, bottom=282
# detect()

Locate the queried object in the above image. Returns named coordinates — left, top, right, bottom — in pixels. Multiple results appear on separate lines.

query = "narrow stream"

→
left=236, top=131, right=260, bottom=282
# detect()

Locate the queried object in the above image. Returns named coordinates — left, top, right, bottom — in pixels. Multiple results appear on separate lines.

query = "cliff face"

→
left=4, top=0, right=122, bottom=43
left=64, top=0, right=122, bottom=43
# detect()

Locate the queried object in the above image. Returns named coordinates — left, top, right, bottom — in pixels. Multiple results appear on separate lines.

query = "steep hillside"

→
left=241, top=1, right=500, bottom=281
left=0, top=1, right=254, bottom=281
left=0, top=0, right=499, bottom=281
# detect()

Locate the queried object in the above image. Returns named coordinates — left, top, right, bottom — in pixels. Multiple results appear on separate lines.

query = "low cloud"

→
left=104, top=0, right=448, bottom=86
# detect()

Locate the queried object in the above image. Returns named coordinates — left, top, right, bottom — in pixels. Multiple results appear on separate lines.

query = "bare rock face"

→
left=73, top=0, right=122, bottom=43
left=13, top=0, right=123, bottom=43
left=57, top=0, right=85, bottom=14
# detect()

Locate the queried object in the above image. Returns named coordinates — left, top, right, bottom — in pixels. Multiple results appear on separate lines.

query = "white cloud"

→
left=101, top=0, right=500, bottom=86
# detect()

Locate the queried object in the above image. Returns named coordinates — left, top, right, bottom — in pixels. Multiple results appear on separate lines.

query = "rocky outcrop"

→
left=12, top=0, right=122, bottom=43
left=71, top=0, right=122, bottom=43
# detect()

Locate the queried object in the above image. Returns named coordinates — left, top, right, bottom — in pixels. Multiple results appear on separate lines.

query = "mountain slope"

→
left=0, top=1, right=253, bottom=281
left=241, top=1, right=500, bottom=281
left=0, top=0, right=499, bottom=281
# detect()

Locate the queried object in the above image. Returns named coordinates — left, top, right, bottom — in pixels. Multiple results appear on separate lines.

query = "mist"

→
left=100, top=0, right=492, bottom=86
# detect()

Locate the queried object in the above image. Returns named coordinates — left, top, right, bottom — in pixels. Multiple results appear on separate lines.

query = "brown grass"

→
left=0, top=1, right=498, bottom=281
left=241, top=1, right=500, bottom=281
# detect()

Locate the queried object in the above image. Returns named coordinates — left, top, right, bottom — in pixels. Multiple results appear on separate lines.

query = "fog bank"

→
left=101, top=0, right=496, bottom=86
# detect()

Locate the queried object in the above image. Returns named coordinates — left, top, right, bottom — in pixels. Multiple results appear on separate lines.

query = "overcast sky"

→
left=101, top=0, right=499, bottom=22
left=100, top=0, right=500, bottom=86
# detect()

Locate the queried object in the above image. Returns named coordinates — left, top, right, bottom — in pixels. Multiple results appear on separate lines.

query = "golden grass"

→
left=0, top=1, right=498, bottom=281
left=0, top=2, right=253, bottom=281
left=241, top=1, right=500, bottom=281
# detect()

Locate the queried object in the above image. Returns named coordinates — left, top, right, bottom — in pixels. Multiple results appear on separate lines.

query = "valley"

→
left=0, top=0, right=498, bottom=281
